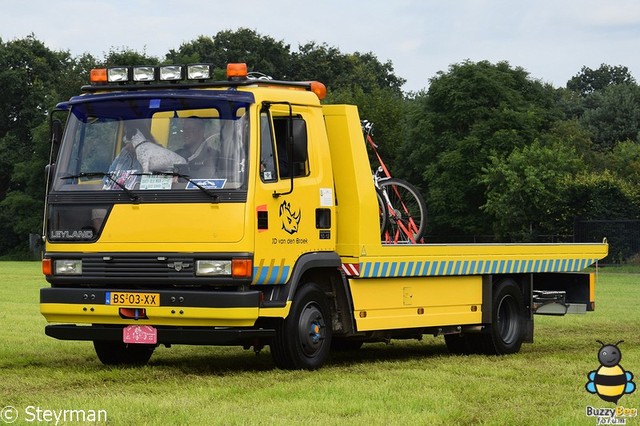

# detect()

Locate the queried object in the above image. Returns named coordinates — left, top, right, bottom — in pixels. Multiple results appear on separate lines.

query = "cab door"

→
left=252, top=103, right=336, bottom=285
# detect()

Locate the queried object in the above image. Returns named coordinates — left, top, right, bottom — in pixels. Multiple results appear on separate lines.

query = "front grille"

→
left=82, top=255, right=195, bottom=278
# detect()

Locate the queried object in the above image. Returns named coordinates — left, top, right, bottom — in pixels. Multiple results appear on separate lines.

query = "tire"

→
left=379, top=178, right=426, bottom=243
left=376, top=187, right=388, bottom=235
left=93, top=340, right=155, bottom=366
left=479, top=279, right=525, bottom=355
left=270, top=283, right=332, bottom=370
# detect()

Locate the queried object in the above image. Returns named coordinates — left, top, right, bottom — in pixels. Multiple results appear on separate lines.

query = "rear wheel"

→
left=93, top=340, right=155, bottom=366
left=479, top=279, right=525, bottom=355
left=270, top=283, right=332, bottom=370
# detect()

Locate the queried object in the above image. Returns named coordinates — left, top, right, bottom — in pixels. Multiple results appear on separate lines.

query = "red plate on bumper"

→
left=123, top=325, right=157, bottom=344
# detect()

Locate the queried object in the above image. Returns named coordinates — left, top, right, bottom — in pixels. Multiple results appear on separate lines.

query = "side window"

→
left=273, top=116, right=309, bottom=179
left=260, top=112, right=277, bottom=182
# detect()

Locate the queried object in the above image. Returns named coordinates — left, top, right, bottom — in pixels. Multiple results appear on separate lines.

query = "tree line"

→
left=1, top=29, right=638, bottom=259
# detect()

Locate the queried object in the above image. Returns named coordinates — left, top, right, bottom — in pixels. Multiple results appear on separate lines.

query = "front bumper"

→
left=40, top=287, right=289, bottom=327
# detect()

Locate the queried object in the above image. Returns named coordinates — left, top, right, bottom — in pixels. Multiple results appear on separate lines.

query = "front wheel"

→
left=270, top=283, right=332, bottom=370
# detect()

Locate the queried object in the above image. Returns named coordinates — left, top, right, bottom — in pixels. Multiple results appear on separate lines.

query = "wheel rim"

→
left=297, top=302, right=327, bottom=357
left=496, top=294, right=519, bottom=344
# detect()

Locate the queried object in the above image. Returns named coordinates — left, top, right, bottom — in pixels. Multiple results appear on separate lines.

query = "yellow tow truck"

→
left=40, top=63, right=608, bottom=369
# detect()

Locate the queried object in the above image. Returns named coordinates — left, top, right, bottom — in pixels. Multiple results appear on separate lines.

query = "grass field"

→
left=1, top=262, right=639, bottom=425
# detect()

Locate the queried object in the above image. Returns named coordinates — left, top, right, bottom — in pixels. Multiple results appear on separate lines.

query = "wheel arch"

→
left=282, top=252, right=357, bottom=336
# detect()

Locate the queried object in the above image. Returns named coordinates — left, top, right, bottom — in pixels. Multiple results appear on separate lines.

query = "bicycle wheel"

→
left=379, top=178, right=426, bottom=243
left=375, top=187, right=388, bottom=235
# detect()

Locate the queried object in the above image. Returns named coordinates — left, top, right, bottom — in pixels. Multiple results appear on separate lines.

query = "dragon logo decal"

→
left=279, top=200, right=301, bottom=234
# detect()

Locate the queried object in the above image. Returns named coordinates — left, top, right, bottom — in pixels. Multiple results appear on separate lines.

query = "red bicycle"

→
left=362, top=121, right=427, bottom=244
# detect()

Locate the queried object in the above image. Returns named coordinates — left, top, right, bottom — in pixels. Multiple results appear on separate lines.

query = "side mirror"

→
left=51, top=119, right=63, bottom=146
left=290, top=118, right=308, bottom=163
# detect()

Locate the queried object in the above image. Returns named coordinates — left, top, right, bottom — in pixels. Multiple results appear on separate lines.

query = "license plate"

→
left=123, top=325, right=157, bottom=344
left=106, top=291, right=160, bottom=306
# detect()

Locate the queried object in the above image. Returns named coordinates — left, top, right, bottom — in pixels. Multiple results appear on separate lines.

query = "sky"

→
left=2, top=0, right=640, bottom=93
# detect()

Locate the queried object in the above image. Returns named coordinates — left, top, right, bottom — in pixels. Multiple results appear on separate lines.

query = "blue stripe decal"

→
left=355, top=256, right=596, bottom=279
left=362, top=262, right=370, bottom=277
left=265, top=266, right=279, bottom=284
left=267, top=266, right=290, bottom=284
left=446, top=261, right=454, bottom=275
left=257, top=266, right=269, bottom=284
left=429, top=261, right=438, bottom=275
left=406, top=262, right=414, bottom=276
left=373, top=262, right=380, bottom=277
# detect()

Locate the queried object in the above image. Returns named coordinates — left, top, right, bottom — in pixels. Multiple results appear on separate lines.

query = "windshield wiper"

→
left=60, top=171, right=139, bottom=201
left=136, top=171, right=220, bottom=202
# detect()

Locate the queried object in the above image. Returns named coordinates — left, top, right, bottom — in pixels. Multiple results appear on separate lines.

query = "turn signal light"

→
left=232, top=258, right=253, bottom=278
left=42, top=258, right=52, bottom=276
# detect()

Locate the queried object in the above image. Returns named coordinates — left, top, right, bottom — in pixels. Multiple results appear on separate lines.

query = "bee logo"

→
left=585, top=340, right=636, bottom=404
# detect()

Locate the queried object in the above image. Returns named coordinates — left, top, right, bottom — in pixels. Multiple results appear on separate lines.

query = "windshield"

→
left=52, top=93, right=250, bottom=193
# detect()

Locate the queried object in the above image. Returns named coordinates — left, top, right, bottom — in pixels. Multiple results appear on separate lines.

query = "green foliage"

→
left=566, top=64, right=635, bottom=96
left=607, top=140, right=640, bottom=182
left=400, top=60, right=563, bottom=237
left=565, top=170, right=640, bottom=220
left=481, top=139, right=583, bottom=239
left=579, top=83, right=640, bottom=151
left=102, top=46, right=159, bottom=66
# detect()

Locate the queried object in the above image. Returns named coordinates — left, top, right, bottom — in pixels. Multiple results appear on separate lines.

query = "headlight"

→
left=196, top=260, right=231, bottom=276
left=55, top=260, right=82, bottom=275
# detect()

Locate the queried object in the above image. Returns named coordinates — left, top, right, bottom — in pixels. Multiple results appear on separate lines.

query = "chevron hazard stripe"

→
left=341, top=263, right=360, bottom=277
